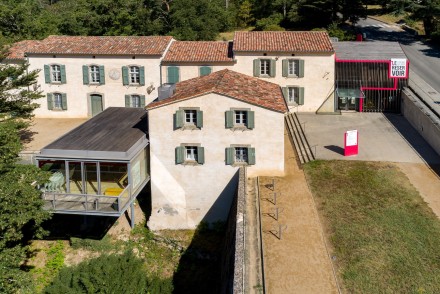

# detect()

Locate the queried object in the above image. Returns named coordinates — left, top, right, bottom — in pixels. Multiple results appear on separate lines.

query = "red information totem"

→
left=344, top=130, right=359, bottom=156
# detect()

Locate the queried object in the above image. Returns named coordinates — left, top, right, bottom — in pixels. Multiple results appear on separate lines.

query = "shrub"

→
left=44, top=251, right=173, bottom=293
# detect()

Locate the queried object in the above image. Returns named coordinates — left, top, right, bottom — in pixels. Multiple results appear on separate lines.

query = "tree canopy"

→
left=0, top=44, right=51, bottom=293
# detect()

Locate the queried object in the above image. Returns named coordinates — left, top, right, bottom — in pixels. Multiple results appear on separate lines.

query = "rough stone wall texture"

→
left=220, top=167, right=246, bottom=294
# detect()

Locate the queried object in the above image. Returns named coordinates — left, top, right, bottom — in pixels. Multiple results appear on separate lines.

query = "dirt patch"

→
left=397, top=162, right=440, bottom=218
left=258, top=131, right=339, bottom=293
left=108, top=202, right=146, bottom=241
left=64, top=248, right=100, bottom=267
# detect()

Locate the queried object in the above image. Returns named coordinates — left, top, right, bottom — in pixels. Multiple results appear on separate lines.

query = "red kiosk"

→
left=344, top=130, right=359, bottom=156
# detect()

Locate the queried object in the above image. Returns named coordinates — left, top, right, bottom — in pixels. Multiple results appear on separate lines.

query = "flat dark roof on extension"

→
left=39, top=107, right=148, bottom=160
left=334, top=41, right=407, bottom=61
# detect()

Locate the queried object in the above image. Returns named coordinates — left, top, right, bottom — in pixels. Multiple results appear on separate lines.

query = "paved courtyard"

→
left=297, top=112, right=440, bottom=164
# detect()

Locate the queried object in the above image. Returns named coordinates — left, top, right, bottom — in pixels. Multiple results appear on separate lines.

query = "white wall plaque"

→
left=346, top=130, right=358, bottom=146
left=390, top=59, right=407, bottom=78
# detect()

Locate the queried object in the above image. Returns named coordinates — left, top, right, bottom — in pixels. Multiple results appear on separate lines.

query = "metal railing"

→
left=41, top=184, right=132, bottom=215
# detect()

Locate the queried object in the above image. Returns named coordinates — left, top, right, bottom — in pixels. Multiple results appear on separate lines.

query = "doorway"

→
left=90, top=94, right=103, bottom=116
left=338, top=96, right=357, bottom=111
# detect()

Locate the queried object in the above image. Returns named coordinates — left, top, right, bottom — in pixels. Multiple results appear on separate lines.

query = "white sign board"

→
left=346, top=130, right=358, bottom=146
left=390, top=59, right=407, bottom=78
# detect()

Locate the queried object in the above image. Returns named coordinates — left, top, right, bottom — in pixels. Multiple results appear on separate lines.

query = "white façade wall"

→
left=162, top=62, right=235, bottom=83
left=233, top=52, right=335, bottom=112
left=148, top=93, right=285, bottom=230
left=28, top=55, right=163, bottom=118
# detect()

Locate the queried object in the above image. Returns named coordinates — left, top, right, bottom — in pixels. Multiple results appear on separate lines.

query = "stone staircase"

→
left=285, top=112, right=315, bottom=165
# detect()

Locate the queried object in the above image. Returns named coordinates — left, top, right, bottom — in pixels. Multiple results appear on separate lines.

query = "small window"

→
left=51, top=65, right=61, bottom=82
left=235, top=110, right=247, bottom=125
left=47, top=92, right=67, bottom=111
left=225, top=146, right=256, bottom=165
left=260, top=59, right=270, bottom=76
left=288, top=60, right=298, bottom=76
left=175, top=145, right=204, bottom=165
left=282, top=59, right=304, bottom=78
left=129, top=66, right=140, bottom=84
left=283, top=86, right=304, bottom=105
left=174, top=109, right=203, bottom=129
left=253, top=59, right=276, bottom=77
left=90, top=65, right=100, bottom=83
left=125, top=94, right=145, bottom=108
left=44, top=64, right=66, bottom=84
left=225, top=109, right=254, bottom=129
left=199, top=66, right=212, bottom=77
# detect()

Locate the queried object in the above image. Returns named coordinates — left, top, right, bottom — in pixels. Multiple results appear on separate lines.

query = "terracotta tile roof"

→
left=5, top=40, right=42, bottom=60
left=147, top=69, right=288, bottom=113
left=233, top=31, right=334, bottom=53
left=163, top=41, right=234, bottom=63
left=27, top=35, right=173, bottom=56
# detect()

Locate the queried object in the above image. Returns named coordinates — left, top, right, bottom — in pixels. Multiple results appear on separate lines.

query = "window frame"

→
left=288, top=60, right=299, bottom=77
left=129, top=66, right=140, bottom=84
left=176, top=143, right=204, bottom=165
left=283, top=86, right=304, bottom=106
left=53, top=93, right=63, bottom=110
left=260, top=59, right=271, bottom=76
left=51, top=64, right=62, bottom=83
left=225, top=108, right=254, bottom=130
left=226, top=145, right=256, bottom=166
left=89, top=65, right=101, bottom=84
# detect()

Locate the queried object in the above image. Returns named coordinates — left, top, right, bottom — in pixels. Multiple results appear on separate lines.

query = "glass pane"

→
left=68, top=162, right=83, bottom=194
left=131, top=150, right=147, bottom=193
left=84, top=162, right=98, bottom=195
left=100, top=162, right=128, bottom=196
left=39, top=160, right=66, bottom=193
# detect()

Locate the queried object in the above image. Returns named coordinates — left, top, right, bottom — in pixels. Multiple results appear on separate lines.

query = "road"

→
left=355, top=17, right=440, bottom=93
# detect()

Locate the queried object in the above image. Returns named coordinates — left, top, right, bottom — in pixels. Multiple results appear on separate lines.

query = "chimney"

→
left=158, top=83, right=176, bottom=101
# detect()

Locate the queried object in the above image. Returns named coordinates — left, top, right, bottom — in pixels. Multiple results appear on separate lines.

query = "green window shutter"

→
left=82, top=65, right=89, bottom=85
left=44, top=65, right=50, bottom=83
left=139, top=66, right=145, bottom=86
left=60, top=65, right=66, bottom=84
left=47, top=93, right=53, bottom=110
left=225, top=110, right=234, bottom=128
left=282, top=87, right=288, bottom=102
left=61, top=93, right=67, bottom=110
left=122, top=66, right=129, bottom=85
left=248, top=147, right=256, bottom=165
left=175, top=146, right=185, bottom=164
left=197, top=147, right=205, bottom=164
left=298, top=87, right=305, bottom=105
left=199, top=66, right=211, bottom=76
left=174, top=110, right=184, bottom=129
left=140, top=95, right=145, bottom=108
left=196, top=110, right=203, bottom=128
left=167, top=66, right=179, bottom=84
left=99, top=65, right=105, bottom=85
left=225, top=147, right=234, bottom=165
left=298, top=60, right=305, bottom=78
left=282, top=60, right=288, bottom=77
left=125, top=95, right=130, bottom=107
left=269, top=59, right=276, bottom=77
left=246, top=111, right=255, bottom=129
left=253, top=59, right=260, bottom=77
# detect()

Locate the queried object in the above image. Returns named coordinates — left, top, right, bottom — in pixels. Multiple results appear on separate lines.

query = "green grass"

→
left=304, top=161, right=440, bottom=293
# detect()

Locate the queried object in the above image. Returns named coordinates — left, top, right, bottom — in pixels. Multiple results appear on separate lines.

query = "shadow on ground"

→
left=383, top=113, right=440, bottom=176
left=172, top=223, right=226, bottom=294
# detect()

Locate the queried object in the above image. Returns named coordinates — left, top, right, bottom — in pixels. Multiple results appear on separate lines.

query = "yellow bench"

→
left=104, top=188, right=123, bottom=196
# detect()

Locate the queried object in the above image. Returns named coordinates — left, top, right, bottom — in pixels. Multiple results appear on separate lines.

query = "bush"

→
left=254, top=13, right=284, bottom=31
left=44, top=251, right=173, bottom=294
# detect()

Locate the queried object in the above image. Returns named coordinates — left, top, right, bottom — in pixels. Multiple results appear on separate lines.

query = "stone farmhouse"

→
left=6, top=32, right=408, bottom=229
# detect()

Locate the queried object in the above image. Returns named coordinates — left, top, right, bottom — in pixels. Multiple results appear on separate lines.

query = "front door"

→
left=338, top=96, right=357, bottom=111
left=90, top=94, right=103, bottom=116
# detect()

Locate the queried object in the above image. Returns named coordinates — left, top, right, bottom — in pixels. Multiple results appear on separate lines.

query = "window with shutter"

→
left=167, top=66, right=180, bottom=84
left=176, top=145, right=204, bottom=165
left=82, top=65, right=89, bottom=85
left=226, top=146, right=255, bottom=166
left=199, top=66, right=212, bottom=77
left=284, top=86, right=301, bottom=105
left=226, top=109, right=254, bottom=130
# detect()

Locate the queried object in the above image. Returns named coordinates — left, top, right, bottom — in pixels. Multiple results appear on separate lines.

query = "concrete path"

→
left=258, top=131, right=339, bottom=294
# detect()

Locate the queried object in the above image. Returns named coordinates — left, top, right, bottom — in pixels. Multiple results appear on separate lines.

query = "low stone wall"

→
left=401, top=88, right=440, bottom=155
left=220, top=167, right=246, bottom=294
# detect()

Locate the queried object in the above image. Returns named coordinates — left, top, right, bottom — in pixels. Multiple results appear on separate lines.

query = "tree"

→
left=0, top=44, right=51, bottom=293
left=169, top=0, right=233, bottom=40
left=44, top=251, right=173, bottom=293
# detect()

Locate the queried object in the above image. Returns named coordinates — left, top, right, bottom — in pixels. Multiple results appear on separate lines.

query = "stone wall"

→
left=220, top=167, right=246, bottom=294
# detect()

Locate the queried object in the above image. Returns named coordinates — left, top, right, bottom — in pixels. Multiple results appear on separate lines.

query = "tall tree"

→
left=0, top=44, right=51, bottom=293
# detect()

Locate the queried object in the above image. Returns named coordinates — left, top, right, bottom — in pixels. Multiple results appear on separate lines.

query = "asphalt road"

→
left=355, top=17, right=440, bottom=93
